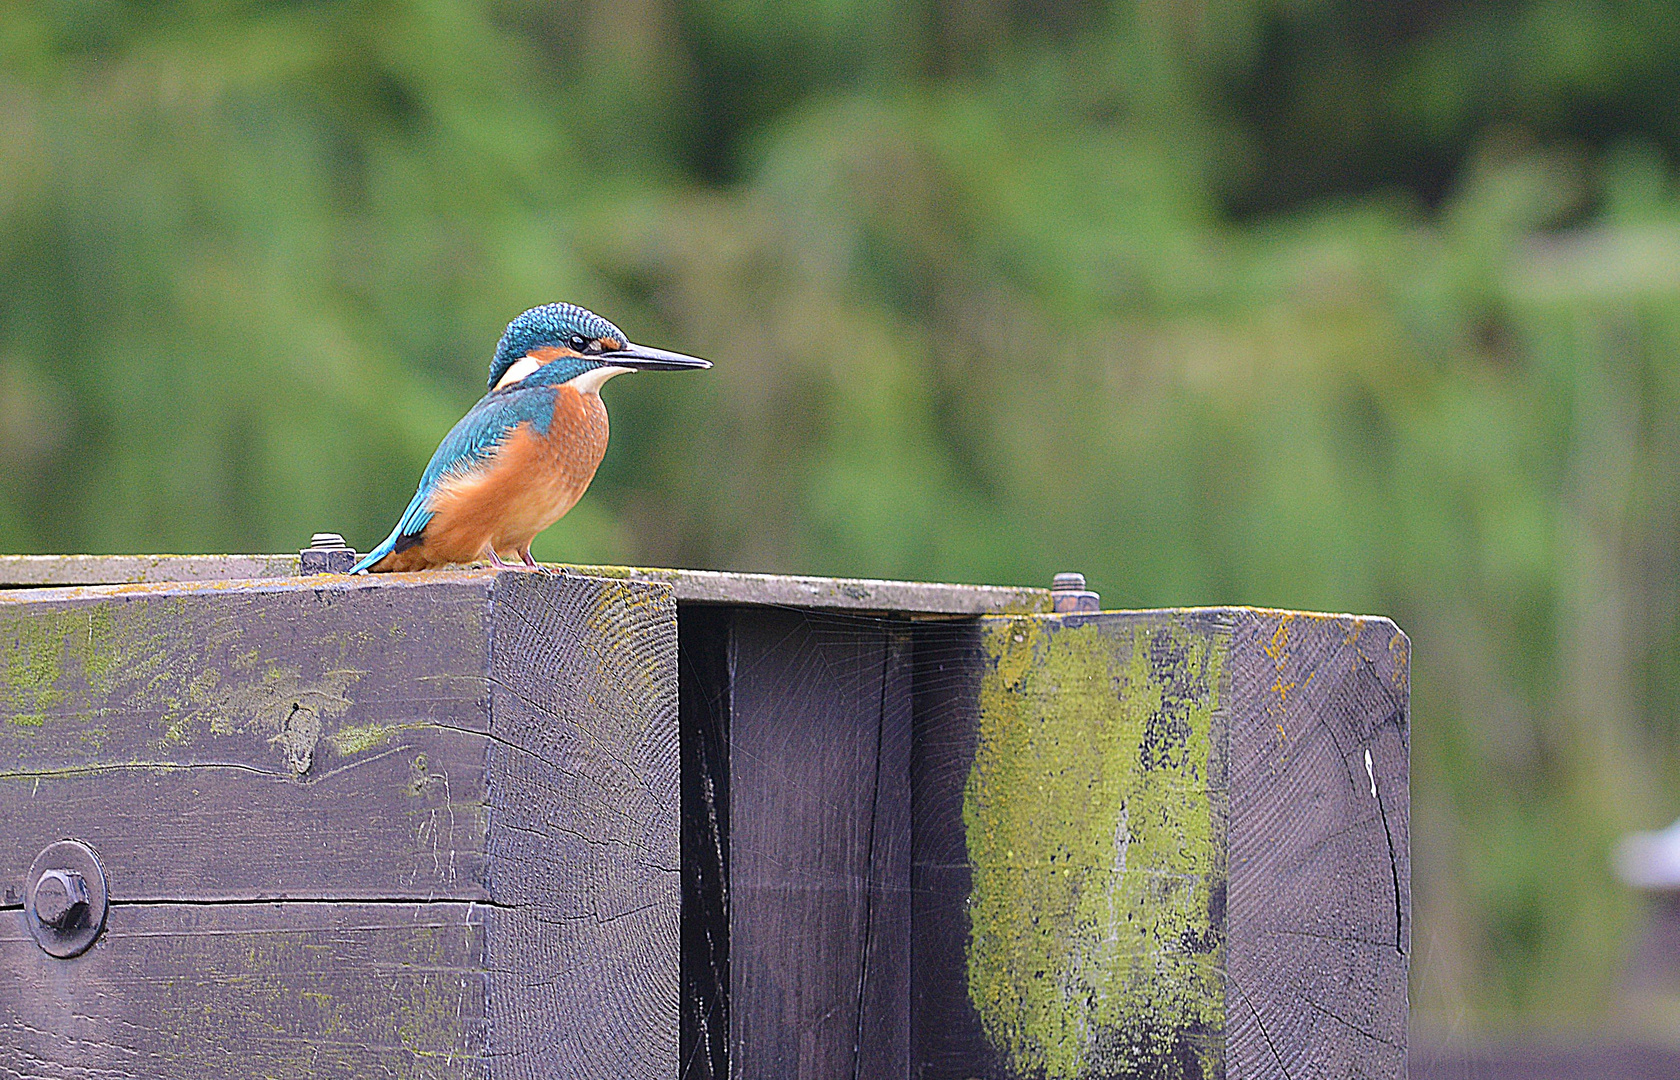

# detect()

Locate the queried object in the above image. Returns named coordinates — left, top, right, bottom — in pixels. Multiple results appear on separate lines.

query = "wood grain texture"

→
left=1, top=902, right=488, bottom=1079
left=728, top=609, right=912, bottom=1080
left=0, top=569, right=680, bottom=1080
left=481, top=570, right=680, bottom=1080
left=0, top=576, right=494, bottom=904
left=908, top=608, right=1409, bottom=1080
left=909, top=619, right=989, bottom=1078
left=679, top=605, right=732, bottom=1080
left=0, top=556, right=1052, bottom=615
left=0, top=553, right=300, bottom=585
left=1224, top=610, right=1409, bottom=1080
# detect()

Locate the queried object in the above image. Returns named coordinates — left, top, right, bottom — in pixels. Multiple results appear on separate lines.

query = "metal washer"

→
left=25, top=839, right=109, bottom=959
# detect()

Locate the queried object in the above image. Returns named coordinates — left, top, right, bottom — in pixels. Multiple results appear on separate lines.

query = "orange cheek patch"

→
left=527, top=346, right=584, bottom=362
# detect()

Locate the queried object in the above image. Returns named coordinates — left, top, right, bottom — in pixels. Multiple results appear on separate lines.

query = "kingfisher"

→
left=351, top=303, right=710, bottom=574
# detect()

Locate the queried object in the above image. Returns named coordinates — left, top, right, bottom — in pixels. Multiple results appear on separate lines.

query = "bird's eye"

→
left=569, top=334, right=590, bottom=352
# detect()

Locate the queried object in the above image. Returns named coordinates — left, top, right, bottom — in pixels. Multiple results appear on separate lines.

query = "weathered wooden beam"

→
left=5, top=902, right=489, bottom=1076
left=0, top=555, right=1051, bottom=616
left=680, top=603, right=1408, bottom=1080
left=0, top=553, right=302, bottom=584
left=911, top=607, right=1410, bottom=1080
left=3, top=559, right=1408, bottom=1079
left=677, top=606, right=916, bottom=1080
left=0, top=570, right=679, bottom=1080
left=678, top=605, right=732, bottom=1080
left=582, top=566, right=1047, bottom=615
left=727, top=609, right=913, bottom=1078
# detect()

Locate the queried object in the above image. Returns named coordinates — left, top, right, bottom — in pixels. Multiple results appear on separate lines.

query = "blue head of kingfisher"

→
left=351, top=302, right=711, bottom=574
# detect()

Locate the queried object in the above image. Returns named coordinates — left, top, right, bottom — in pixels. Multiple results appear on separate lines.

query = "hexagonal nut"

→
left=33, top=868, right=90, bottom=931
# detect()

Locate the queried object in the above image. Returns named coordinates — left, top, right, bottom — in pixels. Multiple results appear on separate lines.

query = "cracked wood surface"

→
left=0, top=569, right=679, bottom=1080
left=909, top=608, right=1410, bottom=1080
left=1224, top=609, right=1409, bottom=1080
left=1, top=902, right=489, bottom=1078
left=725, top=608, right=913, bottom=1080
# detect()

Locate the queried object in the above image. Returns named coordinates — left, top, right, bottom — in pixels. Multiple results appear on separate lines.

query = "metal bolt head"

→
left=1049, top=571, right=1100, bottom=614
left=25, top=839, right=108, bottom=959
left=32, top=868, right=89, bottom=930
left=1051, top=572, right=1087, bottom=593
left=300, top=532, right=359, bottom=574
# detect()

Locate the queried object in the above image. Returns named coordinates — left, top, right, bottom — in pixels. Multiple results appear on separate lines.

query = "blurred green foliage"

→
left=6, top=0, right=1680, bottom=1033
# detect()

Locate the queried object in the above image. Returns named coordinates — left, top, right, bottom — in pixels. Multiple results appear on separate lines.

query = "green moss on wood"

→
left=1, top=605, right=120, bottom=728
left=1, top=614, right=69, bottom=726
left=966, top=615, right=1229, bottom=1080
left=1, top=594, right=369, bottom=775
left=326, top=721, right=400, bottom=757
left=133, top=915, right=485, bottom=1078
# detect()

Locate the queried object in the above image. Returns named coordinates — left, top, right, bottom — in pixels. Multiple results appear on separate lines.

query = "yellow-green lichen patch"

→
left=146, top=647, right=363, bottom=774
left=137, top=914, right=485, bottom=1078
left=0, top=594, right=184, bottom=747
left=1, top=605, right=121, bottom=729
left=966, top=615, right=1229, bottom=1080
left=325, top=721, right=400, bottom=757
left=1, top=610, right=72, bottom=727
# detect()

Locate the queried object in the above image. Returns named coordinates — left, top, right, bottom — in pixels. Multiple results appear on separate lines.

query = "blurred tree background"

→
left=5, top=0, right=1680, bottom=1037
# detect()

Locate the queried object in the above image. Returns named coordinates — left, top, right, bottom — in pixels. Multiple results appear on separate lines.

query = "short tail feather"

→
left=349, top=525, right=403, bottom=574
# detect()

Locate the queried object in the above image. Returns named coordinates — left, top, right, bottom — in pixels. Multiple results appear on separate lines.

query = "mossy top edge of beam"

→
left=0, top=554, right=303, bottom=585
left=566, top=564, right=1051, bottom=614
left=0, top=556, right=1052, bottom=615
left=1069, top=604, right=1408, bottom=630
left=0, top=565, right=650, bottom=605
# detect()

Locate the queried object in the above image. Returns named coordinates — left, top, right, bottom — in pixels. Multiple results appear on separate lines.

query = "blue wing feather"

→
left=351, top=384, right=559, bottom=573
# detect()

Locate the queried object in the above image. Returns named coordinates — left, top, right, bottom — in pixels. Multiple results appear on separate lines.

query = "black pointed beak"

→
left=599, top=341, right=713, bottom=371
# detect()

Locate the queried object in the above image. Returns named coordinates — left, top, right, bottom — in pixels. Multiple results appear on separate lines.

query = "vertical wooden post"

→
left=680, top=604, right=732, bottom=1080
left=681, top=607, right=915, bottom=1080
left=909, top=608, right=1410, bottom=1080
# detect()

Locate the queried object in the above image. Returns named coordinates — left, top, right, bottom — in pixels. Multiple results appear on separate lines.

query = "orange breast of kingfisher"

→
left=415, top=385, right=610, bottom=566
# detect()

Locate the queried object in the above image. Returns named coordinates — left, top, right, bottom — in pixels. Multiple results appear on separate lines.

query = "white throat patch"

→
left=566, top=365, right=633, bottom=395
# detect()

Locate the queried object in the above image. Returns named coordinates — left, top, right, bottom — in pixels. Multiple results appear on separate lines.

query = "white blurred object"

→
left=1615, top=817, right=1680, bottom=890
